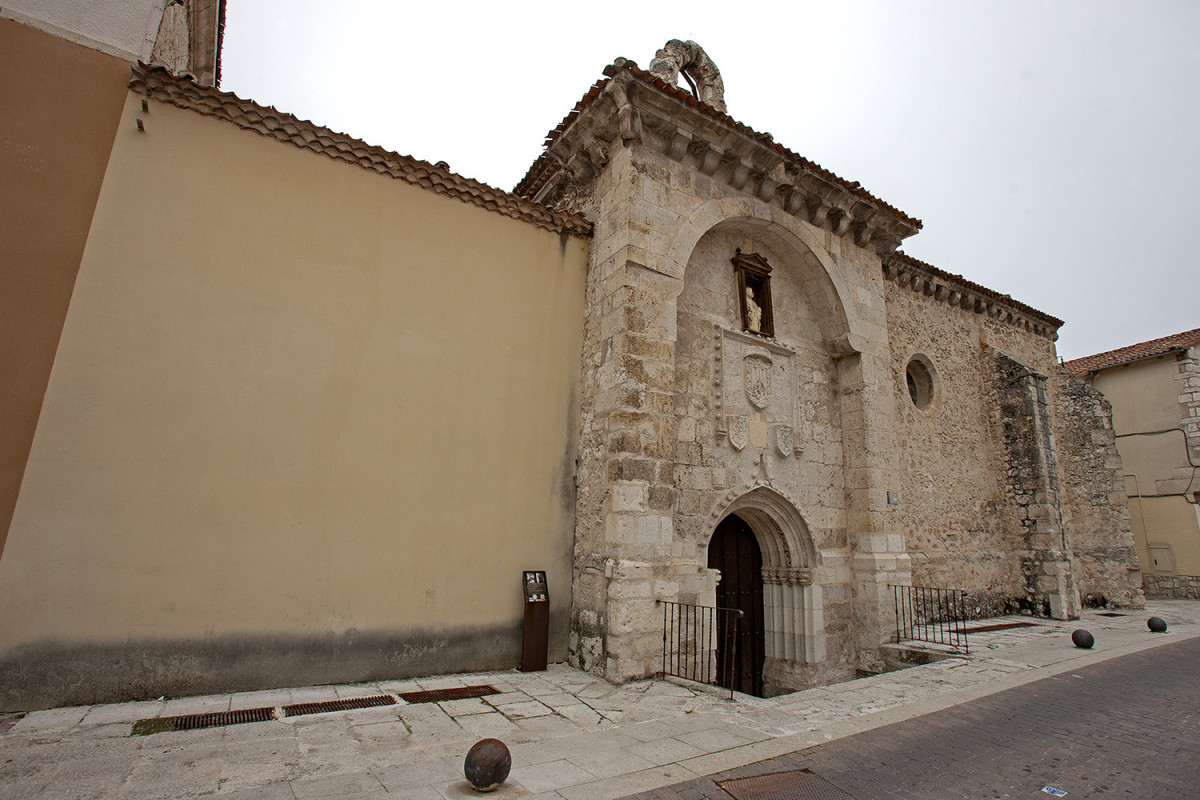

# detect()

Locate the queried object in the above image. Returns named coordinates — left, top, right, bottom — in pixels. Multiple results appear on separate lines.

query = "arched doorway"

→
left=708, top=514, right=765, bottom=696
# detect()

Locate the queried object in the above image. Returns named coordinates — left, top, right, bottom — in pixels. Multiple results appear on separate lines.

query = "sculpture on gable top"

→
left=648, top=40, right=727, bottom=114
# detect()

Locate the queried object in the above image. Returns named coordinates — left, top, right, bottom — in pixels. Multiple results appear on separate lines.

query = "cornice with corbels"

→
left=882, top=254, right=1062, bottom=341
left=534, top=67, right=921, bottom=255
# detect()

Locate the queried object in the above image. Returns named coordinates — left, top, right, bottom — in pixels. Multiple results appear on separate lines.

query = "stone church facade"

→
left=1, top=9, right=1141, bottom=710
left=518, top=43, right=1142, bottom=693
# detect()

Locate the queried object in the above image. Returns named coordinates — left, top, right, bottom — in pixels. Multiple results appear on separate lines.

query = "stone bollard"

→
left=1071, top=629, right=1094, bottom=649
left=1148, top=617, right=1168, bottom=633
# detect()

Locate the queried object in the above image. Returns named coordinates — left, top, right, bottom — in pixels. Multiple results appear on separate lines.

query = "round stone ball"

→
left=1148, top=616, right=1168, bottom=633
left=464, top=738, right=511, bottom=792
left=1071, top=629, right=1095, bottom=649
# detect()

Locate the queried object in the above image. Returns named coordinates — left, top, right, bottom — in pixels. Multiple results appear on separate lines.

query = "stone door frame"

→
left=706, top=486, right=825, bottom=693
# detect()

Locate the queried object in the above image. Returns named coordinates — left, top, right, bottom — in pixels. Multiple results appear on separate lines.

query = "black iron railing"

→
left=891, top=585, right=970, bottom=653
left=658, top=600, right=743, bottom=699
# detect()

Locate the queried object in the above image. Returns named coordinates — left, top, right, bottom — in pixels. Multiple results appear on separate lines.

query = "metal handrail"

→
left=657, top=600, right=744, bottom=700
left=891, top=584, right=970, bottom=653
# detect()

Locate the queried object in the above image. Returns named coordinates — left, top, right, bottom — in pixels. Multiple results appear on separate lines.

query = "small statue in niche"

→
left=744, top=287, right=763, bottom=332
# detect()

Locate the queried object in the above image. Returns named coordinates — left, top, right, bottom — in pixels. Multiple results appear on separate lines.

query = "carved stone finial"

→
left=151, top=0, right=191, bottom=76
left=647, top=40, right=726, bottom=114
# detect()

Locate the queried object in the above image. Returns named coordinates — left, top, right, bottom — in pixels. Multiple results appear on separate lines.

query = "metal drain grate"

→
left=954, top=621, right=1040, bottom=634
left=720, top=769, right=857, bottom=800
left=131, top=706, right=275, bottom=736
left=283, top=694, right=397, bottom=717
left=397, top=685, right=500, bottom=704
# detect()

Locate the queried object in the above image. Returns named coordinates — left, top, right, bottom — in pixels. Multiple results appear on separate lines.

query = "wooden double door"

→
left=708, top=514, right=766, bottom=697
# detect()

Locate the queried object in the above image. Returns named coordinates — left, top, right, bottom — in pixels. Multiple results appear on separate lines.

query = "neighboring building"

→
left=1, top=8, right=1142, bottom=711
left=1067, top=329, right=1200, bottom=599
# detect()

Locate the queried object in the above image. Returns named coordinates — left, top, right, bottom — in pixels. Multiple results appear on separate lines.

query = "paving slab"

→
left=0, top=601, right=1197, bottom=798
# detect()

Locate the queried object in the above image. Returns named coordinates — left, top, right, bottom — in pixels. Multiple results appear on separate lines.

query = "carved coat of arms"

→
left=728, top=415, right=748, bottom=450
left=775, top=425, right=794, bottom=457
left=743, top=354, right=772, bottom=409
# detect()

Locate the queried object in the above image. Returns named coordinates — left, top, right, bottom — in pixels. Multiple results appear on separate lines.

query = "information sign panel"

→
left=521, top=571, right=549, bottom=671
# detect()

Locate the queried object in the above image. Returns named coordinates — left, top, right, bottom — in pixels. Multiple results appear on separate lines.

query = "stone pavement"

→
left=2, top=602, right=1197, bottom=799
left=624, top=632, right=1200, bottom=800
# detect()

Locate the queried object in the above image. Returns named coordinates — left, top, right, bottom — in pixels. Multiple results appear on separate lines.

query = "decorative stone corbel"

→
left=807, top=198, right=831, bottom=228
left=667, top=129, right=692, bottom=161
left=729, top=159, right=752, bottom=191
left=852, top=221, right=873, bottom=248
left=825, top=332, right=863, bottom=359
left=831, top=208, right=853, bottom=236
left=698, top=142, right=724, bottom=176
left=779, top=184, right=807, bottom=216
left=872, top=235, right=902, bottom=255
left=757, top=173, right=779, bottom=203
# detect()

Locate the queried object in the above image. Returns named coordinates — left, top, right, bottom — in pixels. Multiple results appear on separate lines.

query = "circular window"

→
left=905, top=356, right=938, bottom=410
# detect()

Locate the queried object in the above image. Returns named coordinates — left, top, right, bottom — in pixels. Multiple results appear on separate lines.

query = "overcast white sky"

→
left=221, top=0, right=1199, bottom=361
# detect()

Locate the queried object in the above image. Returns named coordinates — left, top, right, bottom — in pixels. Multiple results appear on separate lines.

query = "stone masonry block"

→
left=648, top=485, right=675, bottom=511
left=607, top=579, right=652, bottom=601
left=636, top=514, right=664, bottom=544
left=676, top=442, right=702, bottom=465
left=608, top=458, right=656, bottom=482
left=678, top=489, right=703, bottom=515
left=609, top=429, right=642, bottom=453
left=676, top=465, right=712, bottom=490
left=651, top=579, right=678, bottom=598
left=856, top=533, right=889, bottom=553
left=606, top=514, right=638, bottom=544
left=1029, top=533, right=1053, bottom=550
left=610, top=481, right=648, bottom=513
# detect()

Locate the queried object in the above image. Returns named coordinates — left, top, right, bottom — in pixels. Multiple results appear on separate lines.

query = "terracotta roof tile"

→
left=1064, top=327, right=1200, bottom=376
left=129, top=64, right=591, bottom=238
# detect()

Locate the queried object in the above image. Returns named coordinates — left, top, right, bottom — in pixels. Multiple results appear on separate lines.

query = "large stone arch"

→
left=704, top=486, right=819, bottom=570
left=664, top=195, right=869, bottom=354
left=706, top=487, right=825, bottom=692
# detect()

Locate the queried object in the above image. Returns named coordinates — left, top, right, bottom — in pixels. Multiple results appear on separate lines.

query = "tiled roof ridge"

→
left=1064, top=327, right=1200, bottom=375
left=883, top=251, right=1063, bottom=339
left=129, top=64, right=591, bottom=238
left=516, top=59, right=921, bottom=231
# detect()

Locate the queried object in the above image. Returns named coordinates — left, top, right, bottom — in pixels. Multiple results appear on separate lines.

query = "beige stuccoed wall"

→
left=0, top=91, right=588, bottom=710
left=1090, top=355, right=1200, bottom=578
left=0, top=19, right=131, bottom=560
left=1092, top=358, right=1184, bottom=439
left=1130, top=496, right=1200, bottom=575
